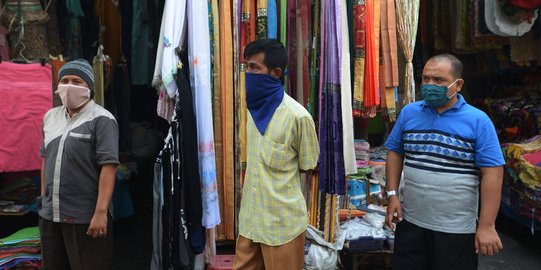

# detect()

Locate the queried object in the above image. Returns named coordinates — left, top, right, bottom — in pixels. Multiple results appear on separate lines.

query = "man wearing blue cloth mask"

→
left=234, top=39, right=319, bottom=270
left=384, top=54, right=505, bottom=270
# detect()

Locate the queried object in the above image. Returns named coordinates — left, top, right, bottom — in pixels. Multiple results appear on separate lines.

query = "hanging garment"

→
left=93, top=53, right=105, bottom=107
left=152, top=3, right=166, bottom=90
left=152, top=4, right=176, bottom=122
left=210, top=0, right=225, bottom=241
left=0, top=62, right=52, bottom=172
left=175, top=51, right=205, bottom=254
left=267, top=0, right=277, bottom=38
left=239, top=0, right=253, bottom=202
left=308, top=0, right=321, bottom=120
left=362, top=0, right=379, bottom=117
left=380, top=0, right=398, bottom=121
left=318, top=0, right=346, bottom=195
left=352, top=0, right=366, bottom=117
left=219, top=0, right=235, bottom=239
left=187, top=0, right=221, bottom=228
left=95, top=0, right=121, bottom=73
left=150, top=159, right=164, bottom=270
left=256, top=0, right=268, bottom=39
left=340, top=0, right=357, bottom=176
left=131, top=0, right=150, bottom=85
left=161, top=0, right=187, bottom=97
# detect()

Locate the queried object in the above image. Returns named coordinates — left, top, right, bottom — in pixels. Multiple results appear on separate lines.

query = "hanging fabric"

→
left=256, top=0, right=268, bottom=39
left=210, top=0, right=226, bottom=242
left=288, top=0, right=298, bottom=98
left=380, top=0, right=398, bottom=121
left=131, top=0, right=150, bottom=85
left=308, top=0, right=321, bottom=120
left=219, top=0, right=235, bottom=240
left=362, top=0, right=379, bottom=118
left=280, top=0, right=288, bottom=92
left=95, top=0, right=121, bottom=75
left=93, top=45, right=106, bottom=107
left=160, top=0, right=187, bottom=97
left=352, top=0, right=366, bottom=118
left=340, top=0, right=357, bottom=176
left=187, top=0, right=221, bottom=229
left=267, top=0, right=278, bottom=38
left=151, top=4, right=175, bottom=122
left=395, top=0, right=420, bottom=104
left=3, top=0, right=50, bottom=60
left=318, top=0, right=346, bottom=195
left=232, top=0, right=242, bottom=237
left=301, top=0, right=311, bottom=108
left=0, top=62, right=52, bottom=172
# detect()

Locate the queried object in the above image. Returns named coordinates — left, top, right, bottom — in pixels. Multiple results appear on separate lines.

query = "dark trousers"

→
left=39, top=217, right=113, bottom=270
left=392, top=219, right=478, bottom=270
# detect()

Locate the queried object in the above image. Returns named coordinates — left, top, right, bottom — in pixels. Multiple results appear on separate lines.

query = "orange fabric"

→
left=363, top=0, right=378, bottom=108
left=212, top=0, right=226, bottom=241
left=220, top=0, right=235, bottom=240
left=233, top=233, right=305, bottom=270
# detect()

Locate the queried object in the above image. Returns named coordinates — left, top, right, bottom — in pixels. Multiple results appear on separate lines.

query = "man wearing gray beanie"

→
left=39, top=59, right=118, bottom=269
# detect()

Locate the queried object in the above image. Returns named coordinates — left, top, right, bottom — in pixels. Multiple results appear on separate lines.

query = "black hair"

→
left=428, top=53, right=463, bottom=79
left=244, top=39, right=288, bottom=75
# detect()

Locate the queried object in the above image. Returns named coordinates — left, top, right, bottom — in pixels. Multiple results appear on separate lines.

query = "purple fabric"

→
left=318, top=0, right=346, bottom=195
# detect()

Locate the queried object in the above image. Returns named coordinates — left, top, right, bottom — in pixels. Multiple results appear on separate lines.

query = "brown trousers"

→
left=233, top=232, right=305, bottom=270
left=39, top=216, right=113, bottom=270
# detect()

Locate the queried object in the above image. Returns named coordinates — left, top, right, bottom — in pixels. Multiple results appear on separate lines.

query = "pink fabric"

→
left=523, top=151, right=541, bottom=167
left=0, top=62, right=52, bottom=172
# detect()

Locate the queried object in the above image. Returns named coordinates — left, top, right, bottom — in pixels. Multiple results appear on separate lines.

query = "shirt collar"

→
left=64, top=100, right=95, bottom=119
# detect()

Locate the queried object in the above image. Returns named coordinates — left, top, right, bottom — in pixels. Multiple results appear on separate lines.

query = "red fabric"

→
left=0, top=62, right=52, bottom=172
left=510, top=0, right=541, bottom=10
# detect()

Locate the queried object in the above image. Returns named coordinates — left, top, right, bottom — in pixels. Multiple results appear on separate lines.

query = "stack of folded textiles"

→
left=501, top=135, right=541, bottom=231
left=0, top=227, right=41, bottom=269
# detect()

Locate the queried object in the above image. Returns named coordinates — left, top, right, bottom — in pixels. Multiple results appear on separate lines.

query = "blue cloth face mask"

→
left=245, top=72, right=285, bottom=135
left=421, top=79, right=458, bottom=108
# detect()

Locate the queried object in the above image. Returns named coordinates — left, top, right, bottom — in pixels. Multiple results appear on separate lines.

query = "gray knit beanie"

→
left=58, top=59, right=94, bottom=92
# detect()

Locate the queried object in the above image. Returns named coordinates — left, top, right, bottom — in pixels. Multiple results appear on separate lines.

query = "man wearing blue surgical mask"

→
left=233, top=39, right=319, bottom=270
left=384, top=54, right=505, bottom=270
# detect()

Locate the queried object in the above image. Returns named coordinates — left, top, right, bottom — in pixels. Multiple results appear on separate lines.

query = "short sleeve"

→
left=95, top=116, right=120, bottom=165
left=293, top=116, right=319, bottom=171
left=475, top=117, right=505, bottom=167
left=384, top=108, right=407, bottom=155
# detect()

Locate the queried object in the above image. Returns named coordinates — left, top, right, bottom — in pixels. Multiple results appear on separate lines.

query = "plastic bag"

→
left=304, top=225, right=338, bottom=270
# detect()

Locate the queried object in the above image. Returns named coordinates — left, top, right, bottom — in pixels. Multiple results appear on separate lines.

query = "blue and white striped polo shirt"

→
left=385, top=94, right=505, bottom=233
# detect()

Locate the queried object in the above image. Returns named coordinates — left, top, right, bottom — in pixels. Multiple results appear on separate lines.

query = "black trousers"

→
left=39, top=216, right=113, bottom=270
left=392, top=219, right=478, bottom=270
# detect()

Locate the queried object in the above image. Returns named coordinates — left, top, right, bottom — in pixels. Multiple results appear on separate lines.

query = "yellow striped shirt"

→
left=238, top=94, right=320, bottom=245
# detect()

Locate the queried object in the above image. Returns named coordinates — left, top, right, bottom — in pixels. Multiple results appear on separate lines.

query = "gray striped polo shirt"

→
left=39, top=100, right=119, bottom=224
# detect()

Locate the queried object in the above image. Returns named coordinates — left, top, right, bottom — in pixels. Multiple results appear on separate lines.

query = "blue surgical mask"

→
left=421, top=79, right=458, bottom=108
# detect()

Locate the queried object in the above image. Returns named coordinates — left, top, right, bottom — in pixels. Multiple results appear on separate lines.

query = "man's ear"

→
left=270, top=68, right=283, bottom=79
left=456, top=78, right=464, bottom=92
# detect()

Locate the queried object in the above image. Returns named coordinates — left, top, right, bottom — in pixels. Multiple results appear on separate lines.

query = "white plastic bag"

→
left=304, top=225, right=338, bottom=270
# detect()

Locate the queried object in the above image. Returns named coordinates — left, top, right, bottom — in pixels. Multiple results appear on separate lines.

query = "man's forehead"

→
left=60, top=75, right=84, bottom=80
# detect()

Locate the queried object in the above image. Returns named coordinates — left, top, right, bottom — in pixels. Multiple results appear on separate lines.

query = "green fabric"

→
left=65, top=0, right=85, bottom=17
left=280, top=0, right=288, bottom=93
left=0, top=227, right=40, bottom=245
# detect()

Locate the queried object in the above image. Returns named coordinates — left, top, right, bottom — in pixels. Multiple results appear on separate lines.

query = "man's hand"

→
left=475, top=225, right=503, bottom=255
left=87, top=211, right=108, bottom=238
left=385, top=196, right=403, bottom=230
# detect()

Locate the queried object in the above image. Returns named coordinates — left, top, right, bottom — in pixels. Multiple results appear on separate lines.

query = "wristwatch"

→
left=386, top=190, right=397, bottom=199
